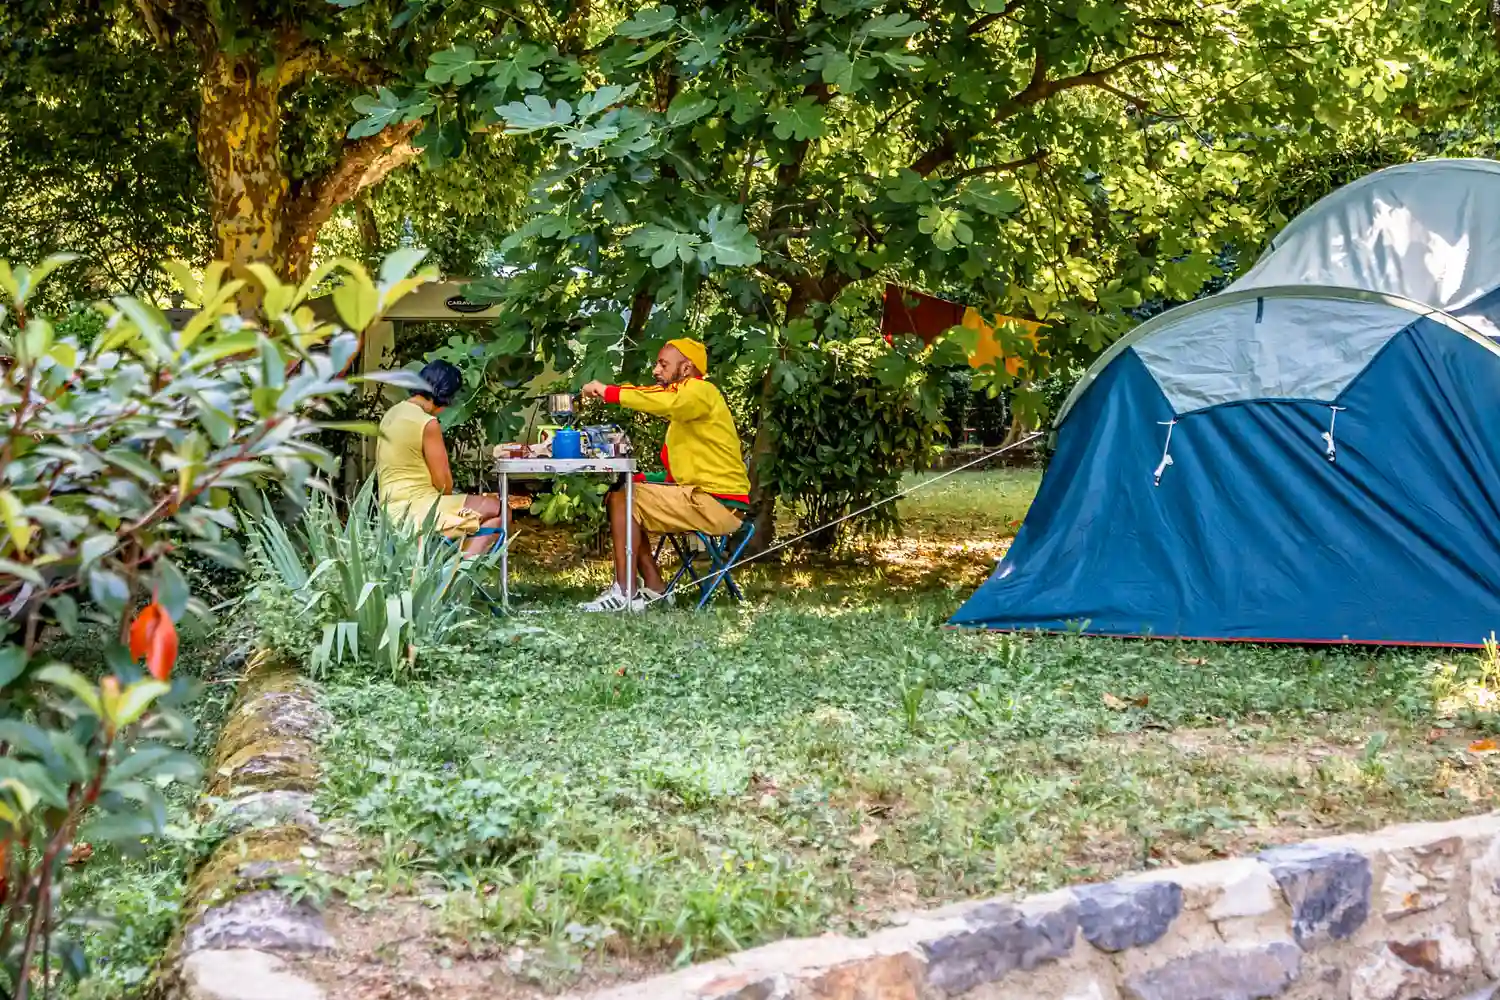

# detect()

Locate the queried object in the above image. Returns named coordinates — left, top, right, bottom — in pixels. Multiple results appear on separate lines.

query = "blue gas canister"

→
left=551, top=428, right=583, bottom=459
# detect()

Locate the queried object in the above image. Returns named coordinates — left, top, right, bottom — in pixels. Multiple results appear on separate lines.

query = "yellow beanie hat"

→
left=666, top=337, right=708, bottom=375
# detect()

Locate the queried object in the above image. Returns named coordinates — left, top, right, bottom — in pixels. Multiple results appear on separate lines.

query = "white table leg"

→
left=624, top=475, right=634, bottom=609
left=500, top=470, right=509, bottom=609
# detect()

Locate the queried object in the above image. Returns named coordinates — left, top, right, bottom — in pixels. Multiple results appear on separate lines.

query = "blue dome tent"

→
left=950, top=159, right=1500, bottom=646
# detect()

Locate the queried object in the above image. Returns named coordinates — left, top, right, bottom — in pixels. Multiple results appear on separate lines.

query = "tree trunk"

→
left=745, top=281, right=820, bottom=554
left=746, top=364, right=779, bottom=553
left=198, top=53, right=291, bottom=287
left=196, top=52, right=420, bottom=291
left=999, top=399, right=1036, bottom=457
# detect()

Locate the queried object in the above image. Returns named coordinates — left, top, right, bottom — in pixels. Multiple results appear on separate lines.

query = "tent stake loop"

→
left=1154, top=420, right=1177, bottom=486
left=1322, top=406, right=1346, bottom=462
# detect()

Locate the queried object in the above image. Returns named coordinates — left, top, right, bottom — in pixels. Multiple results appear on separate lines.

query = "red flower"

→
left=129, top=601, right=178, bottom=682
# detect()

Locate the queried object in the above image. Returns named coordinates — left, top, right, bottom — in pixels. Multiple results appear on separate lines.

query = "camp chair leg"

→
left=691, top=521, right=755, bottom=609
left=437, top=528, right=508, bottom=614
left=661, top=532, right=700, bottom=599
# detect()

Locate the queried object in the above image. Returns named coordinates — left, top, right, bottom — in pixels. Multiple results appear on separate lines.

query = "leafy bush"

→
left=246, top=481, right=498, bottom=679
left=762, top=340, right=947, bottom=548
left=0, top=250, right=430, bottom=995
left=528, top=474, right=611, bottom=541
left=1036, top=363, right=1085, bottom=420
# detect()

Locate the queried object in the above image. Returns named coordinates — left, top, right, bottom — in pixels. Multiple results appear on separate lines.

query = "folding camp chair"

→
left=439, top=525, right=508, bottom=615
left=654, top=520, right=756, bottom=610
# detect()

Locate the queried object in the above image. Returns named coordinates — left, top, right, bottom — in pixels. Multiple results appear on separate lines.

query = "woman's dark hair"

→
left=414, top=360, right=462, bottom=407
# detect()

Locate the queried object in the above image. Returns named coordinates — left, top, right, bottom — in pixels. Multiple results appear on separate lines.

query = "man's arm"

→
left=581, top=379, right=711, bottom=419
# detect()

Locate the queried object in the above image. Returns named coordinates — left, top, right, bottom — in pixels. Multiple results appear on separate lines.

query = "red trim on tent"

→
left=941, top=626, right=1486, bottom=649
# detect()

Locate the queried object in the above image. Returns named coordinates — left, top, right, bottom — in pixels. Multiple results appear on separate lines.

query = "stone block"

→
left=1259, top=843, right=1371, bottom=948
left=1129, top=859, right=1281, bottom=923
left=1074, top=880, right=1182, bottom=952
left=1455, top=984, right=1500, bottom=1000
left=794, top=953, right=924, bottom=999
left=1379, top=835, right=1462, bottom=921
left=1349, top=923, right=1480, bottom=1000
left=1121, top=942, right=1301, bottom=1000
left=211, top=790, right=321, bottom=835
left=1472, top=835, right=1500, bottom=978
left=920, top=895, right=1078, bottom=994
left=182, top=891, right=335, bottom=955
left=242, top=691, right=331, bottom=743
left=181, top=948, right=325, bottom=1000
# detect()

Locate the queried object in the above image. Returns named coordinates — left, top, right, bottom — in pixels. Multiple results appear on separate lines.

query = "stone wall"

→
left=153, top=649, right=334, bottom=1000
left=578, top=812, right=1500, bottom=1000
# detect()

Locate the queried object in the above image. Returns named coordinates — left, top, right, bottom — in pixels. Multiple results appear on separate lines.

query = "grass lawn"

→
left=292, top=467, right=1500, bottom=998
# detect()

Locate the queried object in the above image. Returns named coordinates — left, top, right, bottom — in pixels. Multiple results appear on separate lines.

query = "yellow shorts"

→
left=390, top=494, right=484, bottom=539
left=630, top=483, right=742, bottom=536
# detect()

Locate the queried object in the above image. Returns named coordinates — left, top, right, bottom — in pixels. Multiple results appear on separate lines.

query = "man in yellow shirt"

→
left=579, top=338, right=748, bottom=611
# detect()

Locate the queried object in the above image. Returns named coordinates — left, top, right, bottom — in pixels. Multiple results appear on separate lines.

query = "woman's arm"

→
left=421, top=419, right=455, bottom=494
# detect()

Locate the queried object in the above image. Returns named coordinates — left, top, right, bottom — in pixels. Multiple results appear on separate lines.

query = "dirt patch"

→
left=290, top=895, right=666, bottom=1000
left=1156, top=727, right=1361, bottom=775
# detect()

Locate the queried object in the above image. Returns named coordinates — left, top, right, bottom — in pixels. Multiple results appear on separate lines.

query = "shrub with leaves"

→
left=246, top=480, right=498, bottom=679
left=0, top=250, right=430, bottom=996
left=762, top=338, right=947, bottom=549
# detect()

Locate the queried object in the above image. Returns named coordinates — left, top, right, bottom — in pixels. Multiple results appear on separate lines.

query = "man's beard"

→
left=655, top=366, right=687, bottom=387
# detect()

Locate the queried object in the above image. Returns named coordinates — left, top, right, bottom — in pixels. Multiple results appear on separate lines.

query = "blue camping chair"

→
left=438, top=525, right=507, bottom=614
left=654, top=520, right=756, bottom=609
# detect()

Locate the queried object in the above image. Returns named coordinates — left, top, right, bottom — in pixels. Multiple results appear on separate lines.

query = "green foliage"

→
left=530, top=475, right=610, bottom=541
left=56, top=632, right=234, bottom=999
left=0, top=249, right=425, bottom=996
left=362, top=0, right=1497, bottom=374
left=0, top=4, right=210, bottom=305
left=762, top=340, right=947, bottom=547
left=318, top=0, right=1500, bottom=525
left=939, top=368, right=1014, bottom=447
left=245, top=481, right=499, bottom=679
left=0, top=1, right=537, bottom=289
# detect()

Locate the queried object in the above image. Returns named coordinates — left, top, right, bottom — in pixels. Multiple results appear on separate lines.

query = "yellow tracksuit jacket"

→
left=604, top=378, right=750, bottom=501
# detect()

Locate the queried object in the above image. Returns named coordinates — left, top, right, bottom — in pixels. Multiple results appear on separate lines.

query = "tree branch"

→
left=949, top=148, right=1047, bottom=182
left=134, top=0, right=169, bottom=46
left=909, top=48, right=1169, bottom=177
left=278, top=122, right=423, bottom=276
left=965, top=0, right=1025, bottom=37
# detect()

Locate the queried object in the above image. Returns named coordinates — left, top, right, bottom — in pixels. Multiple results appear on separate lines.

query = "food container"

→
left=582, top=424, right=631, bottom=458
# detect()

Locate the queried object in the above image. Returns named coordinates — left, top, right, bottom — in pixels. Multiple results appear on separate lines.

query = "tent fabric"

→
left=880, top=285, right=964, bottom=342
left=1130, top=293, right=1417, bottom=414
left=950, top=318, right=1500, bottom=645
left=879, top=283, right=1043, bottom=374
left=1231, top=159, right=1500, bottom=331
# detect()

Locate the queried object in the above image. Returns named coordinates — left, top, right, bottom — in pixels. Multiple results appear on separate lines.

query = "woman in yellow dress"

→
left=375, top=360, right=506, bottom=556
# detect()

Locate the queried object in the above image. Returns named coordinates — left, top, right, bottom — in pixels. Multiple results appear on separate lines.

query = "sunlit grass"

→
left=306, top=469, right=1500, bottom=988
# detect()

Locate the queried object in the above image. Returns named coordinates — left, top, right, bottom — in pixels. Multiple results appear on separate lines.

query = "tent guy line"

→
left=634, top=432, right=1046, bottom=610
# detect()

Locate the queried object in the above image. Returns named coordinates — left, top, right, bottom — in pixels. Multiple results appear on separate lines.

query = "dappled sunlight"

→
left=296, top=469, right=1500, bottom=994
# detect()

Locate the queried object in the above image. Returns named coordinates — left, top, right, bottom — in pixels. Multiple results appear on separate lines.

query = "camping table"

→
left=493, top=457, right=638, bottom=610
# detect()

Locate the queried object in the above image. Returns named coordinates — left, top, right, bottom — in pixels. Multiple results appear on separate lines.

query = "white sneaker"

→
left=578, top=584, right=671, bottom=612
left=580, top=584, right=635, bottom=612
